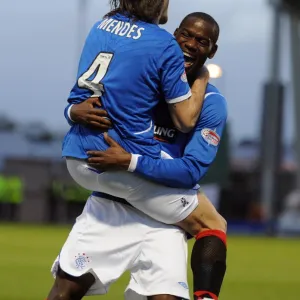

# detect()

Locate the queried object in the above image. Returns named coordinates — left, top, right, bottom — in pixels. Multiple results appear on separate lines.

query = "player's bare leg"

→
left=176, top=192, right=227, bottom=300
left=47, top=266, right=95, bottom=300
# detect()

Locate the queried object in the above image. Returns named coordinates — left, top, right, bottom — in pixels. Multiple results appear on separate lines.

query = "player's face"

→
left=175, top=18, right=218, bottom=75
left=159, top=0, right=169, bottom=24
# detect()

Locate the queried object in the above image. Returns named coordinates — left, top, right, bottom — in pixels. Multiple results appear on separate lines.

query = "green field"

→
left=0, top=224, right=299, bottom=300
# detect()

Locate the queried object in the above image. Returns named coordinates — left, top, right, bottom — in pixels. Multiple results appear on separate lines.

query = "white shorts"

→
left=66, top=157, right=198, bottom=224
left=51, top=195, right=190, bottom=300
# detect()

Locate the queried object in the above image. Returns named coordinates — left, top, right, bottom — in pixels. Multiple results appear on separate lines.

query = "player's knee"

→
left=47, top=280, right=73, bottom=300
left=193, top=192, right=227, bottom=234
left=209, top=212, right=227, bottom=233
left=56, top=292, right=70, bottom=300
left=48, top=278, right=79, bottom=300
left=200, top=213, right=227, bottom=235
left=177, top=208, right=227, bottom=236
left=51, top=290, right=72, bottom=300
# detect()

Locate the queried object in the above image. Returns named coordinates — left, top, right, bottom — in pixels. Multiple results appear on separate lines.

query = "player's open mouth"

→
left=183, top=52, right=196, bottom=68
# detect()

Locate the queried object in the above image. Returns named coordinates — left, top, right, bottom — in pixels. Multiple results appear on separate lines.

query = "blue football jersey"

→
left=62, top=13, right=191, bottom=159
left=152, top=84, right=223, bottom=158
left=132, top=83, right=228, bottom=188
left=152, top=96, right=189, bottom=158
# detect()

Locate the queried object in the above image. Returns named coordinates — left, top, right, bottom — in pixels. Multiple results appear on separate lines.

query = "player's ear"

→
left=174, top=28, right=179, bottom=37
left=208, top=44, right=218, bottom=59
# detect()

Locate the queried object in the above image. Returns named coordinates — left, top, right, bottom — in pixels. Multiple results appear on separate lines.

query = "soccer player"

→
left=62, top=0, right=207, bottom=165
left=64, top=13, right=227, bottom=300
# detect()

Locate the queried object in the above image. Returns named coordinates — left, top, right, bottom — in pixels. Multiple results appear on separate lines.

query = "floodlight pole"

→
left=290, top=12, right=300, bottom=188
left=260, top=0, right=284, bottom=235
left=269, top=0, right=281, bottom=82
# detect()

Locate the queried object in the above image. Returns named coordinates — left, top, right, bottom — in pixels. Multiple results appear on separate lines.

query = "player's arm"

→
left=87, top=94, right=227, bottom=188
left=130, top=93, right=227, bottom=188
left=63, top=98, right=112, bottom=130
left=160, top=39, right=209, bottom=133
left=64, top=103, right=75, bottom=126
left=168, top=70, right=209, bottom=133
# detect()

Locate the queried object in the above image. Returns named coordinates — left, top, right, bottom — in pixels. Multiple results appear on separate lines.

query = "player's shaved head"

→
left=107, top=0, right=164, bottom=24
left=180, top=12, right=220, bottom=43
left=174, top=12, right=220, bottom=83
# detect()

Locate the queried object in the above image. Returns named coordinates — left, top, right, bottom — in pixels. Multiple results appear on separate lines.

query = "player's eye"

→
left=181, top=31, right=190, bottom=38
left=197, top=39, right=210, bottom=47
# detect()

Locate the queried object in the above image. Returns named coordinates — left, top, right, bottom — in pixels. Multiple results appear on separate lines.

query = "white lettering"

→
left=98, top=18, right=114, bottom=30
left=133, top=27, right=145, bottom=40
left=161, top=127, right=169, bottom=136
left=106, top=20, right=118, bottom=32
left=119, top=23, right=131, bottom=36
left=167, top=129, right=175, bottom=138
left=127, top=24, right=138, bottom=38
left=154, top=126, right=161, bottom=135
left=111, top=21, right=124, bottom=35
left=154, top=126, right=175, bottom=138
left=98, top=18, right=144, bottom=39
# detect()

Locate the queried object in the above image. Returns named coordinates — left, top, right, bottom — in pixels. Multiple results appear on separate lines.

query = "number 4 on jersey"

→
left=78, top=52, right=113, bottom=97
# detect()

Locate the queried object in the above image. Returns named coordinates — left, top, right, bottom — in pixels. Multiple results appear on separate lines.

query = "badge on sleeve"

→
left=181, top=71, right=188, bottom=82
left=201, top=128, right=220, bottom=146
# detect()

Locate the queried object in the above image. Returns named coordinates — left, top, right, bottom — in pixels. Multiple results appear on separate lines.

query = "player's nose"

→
left=185, top=40, right=198, bottom=53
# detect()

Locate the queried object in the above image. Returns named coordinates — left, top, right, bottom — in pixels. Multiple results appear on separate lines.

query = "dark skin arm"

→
left=70, top=98, right=112, bottom=131
left=87, top=133, right=131, bottom=171
left=68, top=98, right=127, bottom=170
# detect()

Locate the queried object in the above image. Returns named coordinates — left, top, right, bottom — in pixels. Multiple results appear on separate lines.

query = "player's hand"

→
left=70, top=98, right=112, bottom=131
left=87, top=133, right=131, bottom=171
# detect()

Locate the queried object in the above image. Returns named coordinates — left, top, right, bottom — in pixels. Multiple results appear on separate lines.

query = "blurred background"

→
left=1, top=0, right=300, bottom=299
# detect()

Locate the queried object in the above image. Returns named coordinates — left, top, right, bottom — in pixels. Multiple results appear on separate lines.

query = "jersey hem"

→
left=62, top=153, right=88, bottom=159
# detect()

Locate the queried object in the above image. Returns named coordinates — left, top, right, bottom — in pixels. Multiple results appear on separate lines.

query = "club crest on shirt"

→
left=201, top=128, right=220, bottom=146
left=181, top=71, right=188, bottom=82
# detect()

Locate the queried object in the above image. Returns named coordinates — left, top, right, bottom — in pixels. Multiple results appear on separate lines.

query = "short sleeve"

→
left=159, top=39, right=191, bottom=104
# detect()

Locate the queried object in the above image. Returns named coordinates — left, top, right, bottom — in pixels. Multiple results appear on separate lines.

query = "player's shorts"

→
left=66, top=157, right=199, bottom=224
left=51, top=195, right=190, bottom=300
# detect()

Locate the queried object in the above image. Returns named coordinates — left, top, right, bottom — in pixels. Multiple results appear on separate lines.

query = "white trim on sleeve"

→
left=128, top=154, right=141, bottom=172
left=204, top=92, right=224, bottom=99
left=67, top=105, right=75, bottom=122
left=166, top=90, right=192, bottom=104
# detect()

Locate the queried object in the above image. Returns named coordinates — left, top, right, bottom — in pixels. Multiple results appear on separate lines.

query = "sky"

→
left=0, top=0, right=295, bottom=142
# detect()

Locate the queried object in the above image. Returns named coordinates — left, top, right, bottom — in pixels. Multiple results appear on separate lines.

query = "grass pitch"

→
left=0, top=224, right=299, bottom=300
